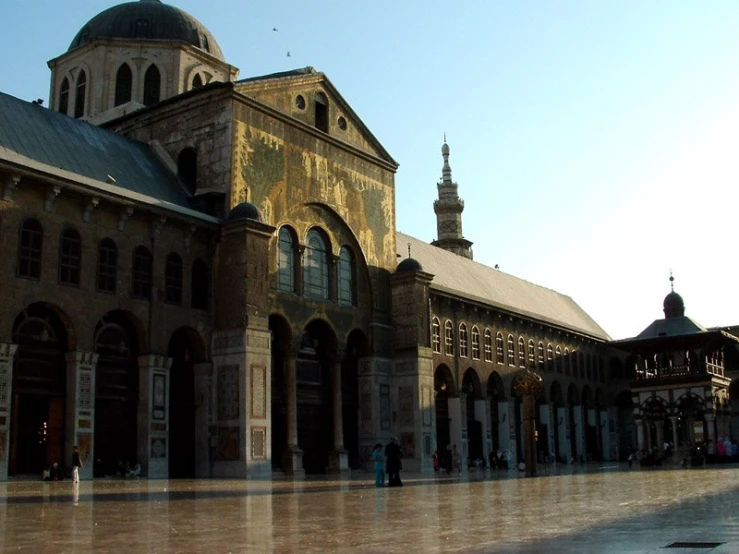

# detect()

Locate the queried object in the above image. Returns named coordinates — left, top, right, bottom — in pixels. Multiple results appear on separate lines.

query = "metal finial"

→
left=669, top=270, right=674, bottom=291
left=407, top=242, right=411, bottom=258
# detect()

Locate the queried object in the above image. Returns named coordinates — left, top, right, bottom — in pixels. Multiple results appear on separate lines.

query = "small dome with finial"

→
left=224, top=202, right=263, bottom=224
left=663, top=272, right=685, bottom=318
left=397, top=257, right=423, bottom=272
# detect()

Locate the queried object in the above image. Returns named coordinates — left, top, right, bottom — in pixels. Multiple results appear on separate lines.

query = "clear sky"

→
left=2, top=1, right=738, bottom=340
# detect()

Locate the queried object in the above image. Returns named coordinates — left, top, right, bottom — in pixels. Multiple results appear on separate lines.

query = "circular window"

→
left=295, top=95, right=306, bottom=110
left=338, top=116, right=347, bottom=130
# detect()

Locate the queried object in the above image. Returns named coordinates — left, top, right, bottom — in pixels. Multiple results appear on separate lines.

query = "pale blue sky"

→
left=2, top=1, right=738, bottom=339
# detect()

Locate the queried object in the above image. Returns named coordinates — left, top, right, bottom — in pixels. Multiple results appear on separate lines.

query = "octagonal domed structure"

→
left=69, top=0, right=225, bottom=60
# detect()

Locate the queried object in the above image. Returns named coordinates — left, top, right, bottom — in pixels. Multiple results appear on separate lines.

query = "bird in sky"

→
left=273, top=27, right=278, bottom=32
left=287, top=51, right=291, bottom=57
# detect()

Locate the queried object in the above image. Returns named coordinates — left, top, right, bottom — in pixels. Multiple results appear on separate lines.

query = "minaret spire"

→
left=432, top=137, right=473, bottom=260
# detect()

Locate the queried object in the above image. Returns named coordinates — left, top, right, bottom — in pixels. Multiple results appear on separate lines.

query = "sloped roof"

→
left=0, top=91, right=198, bottom=212
left=397, top=232, right=610, bottom=340
left=635, top=316, right=706, bottom=339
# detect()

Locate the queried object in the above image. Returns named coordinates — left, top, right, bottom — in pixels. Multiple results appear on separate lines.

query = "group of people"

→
left=372, top=437, right=403, bottom=487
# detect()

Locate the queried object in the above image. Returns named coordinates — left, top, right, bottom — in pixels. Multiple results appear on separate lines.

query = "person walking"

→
left=385, top=437, right=403, bottom=487
left=72, top=445, right=83, bottom=483
left=452, top=444, right=462, bottom=474
left=372, top=443, right=385, bottom=487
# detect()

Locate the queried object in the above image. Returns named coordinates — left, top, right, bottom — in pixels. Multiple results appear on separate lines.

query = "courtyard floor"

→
left=1, top=462, right=738, bottom=553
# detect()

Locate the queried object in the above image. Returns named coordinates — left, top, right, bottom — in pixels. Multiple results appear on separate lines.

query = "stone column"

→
left=0, top=344, right=18, bottom=481
left=475, top=398, right=489, bottom=463
left=599, top=409, right=610, bottom=460
left=283, top=345, right=304, bottom=478
left=669, top=415, right=679, bottom=448
left=328, top=352, right=349, bottom=476
left=655, top=420, right=665, bottom=452
left=193, top=362, right=213, bottom=477
left=573, top=405, right=584, bottom=460
left=497, top=401, right=510, bottom=461
left=137, top=355, right=173, bottom=479
left=557, top=407, right=568, bottom=461
left=448, top=397, right=463, bottom=466
left=65, top=351, right=99, bottom=481
left=539, top=404, right=553, bottom=460
left=635, top=418, right=645, bottom=451
left=705, top=414, right=716, bottom=444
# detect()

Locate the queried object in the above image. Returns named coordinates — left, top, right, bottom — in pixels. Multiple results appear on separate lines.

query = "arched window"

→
left=192, top=74, right=203, bottom=89
left=58, top=227, right=81, bottom=286
left=97, top=238, right=117, bottom=293
left=115, top=63, right=133, bottom=106
left=191, top=259, right=209, bottom=310
left=565, top=348, right=571, bottom=376
left=74, top=70, right=86, bottom=118
left=337, top=246, right=355, bottom=305
left=483, top=330, right=492, bottom=362
left=528, top=339, right=535, bottom=364
left=59, top=78, right=69, bottom=115
left=143, top=64, right=161, bottom=106
left=177, top=148, right=197, bottom=194
left=518, top=337, right=526, bottom=367
left=586, top=354, right=592, bottom=380
left=431, top=317, right=441, bottom=354
left=555, top=346, right=563, bottom=373
left=546, top=344, right=554, bottom=371
left=573, top=350, right=580, bottom=378
left=579, top=352, right=585, bottom=379
left=17, top=218, right=43, bottom=279
left=165, top=253, right=183, bottom=305
left=444, top=320, right=454, bottom=356
left=495, top=332, right=504, bottom=364
left=537, top=342, right=545, bottom=368
left=459, top=323, right=468, bottom=358
left=303, top=229, right=329, bottom=299
left=277, top=227, right=296, bottom=292
left=135, top=18, right=149, bottom=37
left=132, top=246, right=152, bottom=299
left=315, top=92, right=329, bottom=132
left=507, top=334, right=515, bottom=366
left=471, top=326, right=480, bottom=360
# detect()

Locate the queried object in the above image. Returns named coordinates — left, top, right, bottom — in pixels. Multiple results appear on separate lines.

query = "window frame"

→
left=97, top=238, right=118, bottom=293
left=58, top=227, right=81, bottom=286
left=444, top=320, right=454, bottom=356
left=132, top=245, right=153, bottom=300
left=471, top=326, right=480, bottom=360
left=431, top=317, right=441, bottom=354
left=459, top=323, right=468, bottom=358
left=17, top=218, right=43, bottom=280
left=164, top=252, right=183, bottom=305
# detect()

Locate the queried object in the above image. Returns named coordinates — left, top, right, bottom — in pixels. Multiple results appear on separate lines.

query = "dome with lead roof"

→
left=69, top=0, right=224, bottom=61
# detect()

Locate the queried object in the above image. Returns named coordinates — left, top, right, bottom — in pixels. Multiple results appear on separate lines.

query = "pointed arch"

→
left=115, top=63, right=133, bottom=106
left=143, top=64, right=161, bottom=106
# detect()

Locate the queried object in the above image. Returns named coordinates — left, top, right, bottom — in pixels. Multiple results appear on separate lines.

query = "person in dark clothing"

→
left=72, top=445, right=83, bottom=483
left=385, top=437, right=403, bottom=487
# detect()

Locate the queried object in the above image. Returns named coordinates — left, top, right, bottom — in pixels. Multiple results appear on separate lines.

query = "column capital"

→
left=65, top=350, right=99, bottom=367
left=0, top=343, right=18, bottom=362
left=138, top=354, right=173, bottom=371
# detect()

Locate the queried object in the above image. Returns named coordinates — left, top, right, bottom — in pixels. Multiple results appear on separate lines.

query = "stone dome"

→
left=396, top=257, right=423, bottom=273
left=69, top=0, right=225, bottom=61
left=225, top=202, right=264, bottom=224
left=663, top=291, right=685, bottom=318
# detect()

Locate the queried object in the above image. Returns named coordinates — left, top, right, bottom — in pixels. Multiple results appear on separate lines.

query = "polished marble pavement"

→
left=1, top=463, right=738, bottom=553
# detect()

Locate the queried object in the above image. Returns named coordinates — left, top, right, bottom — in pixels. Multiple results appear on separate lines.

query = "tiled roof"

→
left=396, top=232, right=610, bottom=340
left=635, top=316, right=706, bottom=339
left=0, top=91, right=196, bottom=210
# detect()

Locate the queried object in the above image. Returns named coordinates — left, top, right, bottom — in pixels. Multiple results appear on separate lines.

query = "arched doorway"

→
left=614, top=390, right=634, bottom=460
left=167, top=327, right=205, bottom=478
left=582, top=386, right=598, bottom=461
left=343, top=329, right=368, bottom=470
left=462, top=369, right=483, bottom=465
left=296, top=319, right=336, bottom=474
left=550, top=381, right=564, bottom=462
left=730, top=379, right=739, bottom=441
left=93, top=312, right=140, bottom=477
left=675, top=394, right=705, bottom=446
left=535, top=392, right=549, bottom=464
left=435, top=365, right=454, bottom=469
left=269, top=315, right=291, bottom=472
left=487, top=371, right=504, bottom=457
left=10, top=304, right=70, bottom=475
left=510, top=380, right=523, bottom=462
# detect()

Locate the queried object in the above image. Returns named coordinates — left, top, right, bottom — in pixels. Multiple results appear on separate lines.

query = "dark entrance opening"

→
left=168, top=328, right=203, bottom=478
left=342, top=330, right=367, bottom=470
left=269, top=315, right=291, bottom=472
left=94, top=312, right=139, bottom=477
left=463, top=369, right=483, bottom=465
left=435, top=366, right=453, bottom=469
left=10, top=304, right=68, bottom=476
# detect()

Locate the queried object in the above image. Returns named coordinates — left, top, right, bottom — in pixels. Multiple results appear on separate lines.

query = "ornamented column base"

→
left=327, top=449, right=350, bottom=477
left=283, top=445, right=305, bottom=479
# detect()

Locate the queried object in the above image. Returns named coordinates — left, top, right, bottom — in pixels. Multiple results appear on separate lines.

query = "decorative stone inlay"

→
left=213, top=331, right=245, bottom=353
left=399, top=386, right=414, bottom=426
left=79, top=371, right=92, bottom=410
left=0, top=364, right=8, bottom=409
left=422, top=386, right=432, bottom=426
left=151, top=438, right=166, bottom=459
left=251, top=426, right=266, bottom=459
left=380, top=384, right=390, bottom=431
left=218, top=365, right=240, bottom=420
left=251, top=365, right=266, bottom=419
left=218, top=427, right=240, bottom=460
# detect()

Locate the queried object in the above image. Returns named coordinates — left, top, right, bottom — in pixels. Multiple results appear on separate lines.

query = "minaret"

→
left=431, top=137, right=473, bottom=259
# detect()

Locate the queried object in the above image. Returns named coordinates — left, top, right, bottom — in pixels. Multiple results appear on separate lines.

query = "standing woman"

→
left=372, top=444, right=385, bottom=487
left=72, top=445, right=83, bottom=483
left=385, top=437, right=403, bottom=487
